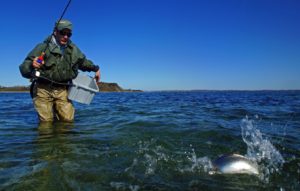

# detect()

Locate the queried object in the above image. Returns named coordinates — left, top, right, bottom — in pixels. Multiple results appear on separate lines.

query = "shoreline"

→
left=1, top=90, right=299, bottom=93
left=0, top=91, right=29, bottom=93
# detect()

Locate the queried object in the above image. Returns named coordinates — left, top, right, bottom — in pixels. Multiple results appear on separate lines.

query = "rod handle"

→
left=37, top=52, right=45, bottom=64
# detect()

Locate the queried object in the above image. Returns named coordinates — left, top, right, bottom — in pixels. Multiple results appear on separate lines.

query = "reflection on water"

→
left=0, top=91, right=300, bottom=190
left=37, top=121, right=74, bottom=136
left=23, top=122, right=75, bottom=190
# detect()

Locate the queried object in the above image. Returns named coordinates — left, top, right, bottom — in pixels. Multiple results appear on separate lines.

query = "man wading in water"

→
left=19, top=19, right=100, bottom=122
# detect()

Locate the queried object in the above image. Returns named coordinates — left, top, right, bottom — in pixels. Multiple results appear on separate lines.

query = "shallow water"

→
left=0, top=91, right=299, bottom=190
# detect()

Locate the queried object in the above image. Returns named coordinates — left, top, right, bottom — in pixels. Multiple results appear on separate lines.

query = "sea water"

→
left=0, top=91, right=299, bottom=190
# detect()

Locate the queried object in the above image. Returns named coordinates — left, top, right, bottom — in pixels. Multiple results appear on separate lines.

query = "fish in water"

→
left=212, top=154, right=259, bottom=175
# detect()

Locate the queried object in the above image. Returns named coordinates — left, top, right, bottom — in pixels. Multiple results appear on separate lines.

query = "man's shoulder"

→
left=33, top=40, right=48, bottom=50
left=68, top=41, right=83, bottom=54
left=28, top=42, right=47, bottom=55
left=68, top=40, right=77, bottom=48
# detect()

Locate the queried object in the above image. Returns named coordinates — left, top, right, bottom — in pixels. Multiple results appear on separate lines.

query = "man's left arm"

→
left=73, top=45, right=101, bottom=82
left=79, top=58, right=100, bottom=82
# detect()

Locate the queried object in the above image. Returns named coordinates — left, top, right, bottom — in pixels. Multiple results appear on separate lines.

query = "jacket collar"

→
left=44, top=35, right=74, bottom=55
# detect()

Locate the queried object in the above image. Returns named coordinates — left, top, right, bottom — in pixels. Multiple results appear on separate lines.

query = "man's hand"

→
left=95, top=69, right=101, bottom=82
left=32, top=57, right=44, bottom=69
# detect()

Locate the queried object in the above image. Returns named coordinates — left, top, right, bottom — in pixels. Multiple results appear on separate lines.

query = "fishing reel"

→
left=34, top=70, right=41, bottom=77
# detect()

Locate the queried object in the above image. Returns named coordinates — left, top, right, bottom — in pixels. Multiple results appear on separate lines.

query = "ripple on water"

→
left=0, top=91, right=300, bottom=190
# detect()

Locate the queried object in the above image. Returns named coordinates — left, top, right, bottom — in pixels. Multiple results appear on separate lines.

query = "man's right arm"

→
left=19, top=44, right=45, bottom=79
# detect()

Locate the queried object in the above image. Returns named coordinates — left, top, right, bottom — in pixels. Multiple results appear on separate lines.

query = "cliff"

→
left=98, top=82, right=123, bottom=92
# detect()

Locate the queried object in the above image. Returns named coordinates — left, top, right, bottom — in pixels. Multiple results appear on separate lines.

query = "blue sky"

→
left=0, top=0, right=299, bottom=90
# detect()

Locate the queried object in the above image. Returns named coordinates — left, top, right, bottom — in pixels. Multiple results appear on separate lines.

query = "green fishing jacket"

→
left=19, top=36, right=99, bottom=83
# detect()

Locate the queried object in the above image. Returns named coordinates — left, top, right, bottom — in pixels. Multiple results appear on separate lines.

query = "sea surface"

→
left=0, top=91, right=299, bottom=191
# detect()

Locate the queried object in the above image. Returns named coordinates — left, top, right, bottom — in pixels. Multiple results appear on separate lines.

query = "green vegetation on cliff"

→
left=97, top=82, right=141, bottom=92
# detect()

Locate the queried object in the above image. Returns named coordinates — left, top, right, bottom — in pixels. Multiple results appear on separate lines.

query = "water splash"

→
left=179, top=148, right=213, bottom=174
left=125, top=140, right=170, bottom=177
left=110, top=182, right=140, bottom=191
left=241, top=116, right=285, bottom=181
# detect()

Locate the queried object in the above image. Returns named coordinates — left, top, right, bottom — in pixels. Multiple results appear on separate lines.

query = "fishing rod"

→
left=34, top=0, right=72, bottom=77
left=30, top=0, right=72, bottom=98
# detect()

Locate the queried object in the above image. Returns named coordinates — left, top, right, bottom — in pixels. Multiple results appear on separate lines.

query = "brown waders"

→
left=33, top=81, right=74, bottom=122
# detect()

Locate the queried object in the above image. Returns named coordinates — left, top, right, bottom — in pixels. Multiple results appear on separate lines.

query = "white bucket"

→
left=68, top=74, right=99, bottom=104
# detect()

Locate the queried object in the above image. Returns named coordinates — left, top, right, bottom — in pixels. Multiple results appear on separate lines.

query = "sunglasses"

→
left=59, top=30, right=72, bottom=37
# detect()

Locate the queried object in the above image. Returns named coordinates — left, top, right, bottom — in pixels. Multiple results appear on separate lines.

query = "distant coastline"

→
left=0, top=82, right=142, bottom=93
left=146, top=89, right=300, bottom=92
left=1, top=84, right=299, bottom=93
